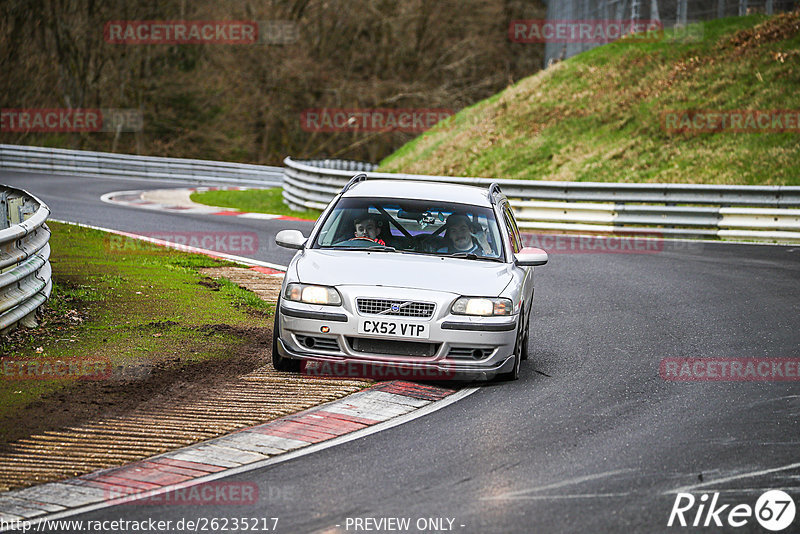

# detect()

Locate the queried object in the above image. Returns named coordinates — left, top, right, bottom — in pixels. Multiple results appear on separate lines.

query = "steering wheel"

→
left=414, top=234, right=444, bottom=253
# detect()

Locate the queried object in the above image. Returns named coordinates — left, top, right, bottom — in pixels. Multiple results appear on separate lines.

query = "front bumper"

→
left=277, top=338, right=516, bottom=381
left=276, top=285, right=520, bottom=381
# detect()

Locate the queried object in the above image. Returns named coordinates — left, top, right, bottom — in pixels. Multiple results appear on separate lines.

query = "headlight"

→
left=451, top=297, right=513, bottom=316
left=285, top=283, right=342, bottom=306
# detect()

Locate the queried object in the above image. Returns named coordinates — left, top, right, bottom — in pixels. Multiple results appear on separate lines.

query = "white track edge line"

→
left=664, top=461, right=800, bottom=495
left=7, top=386, right=478, bottom=529
left=49, top=219, right=287, bottom=272
left=100, top=188, right=312, bottom=221
left=100, top=190, right=231, bottom=214
left=99, top=190, right=149, bottom=204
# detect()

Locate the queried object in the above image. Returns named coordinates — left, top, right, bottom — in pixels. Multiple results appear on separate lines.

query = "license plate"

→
left=358, top=319, right=429, bottom=339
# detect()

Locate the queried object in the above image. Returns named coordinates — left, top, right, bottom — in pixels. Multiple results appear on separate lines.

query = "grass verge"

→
left=379, top=12, right=800, bottom=185
left=0, top=222, right=273, bottom=443
left=190, top=188, right=321, bottom=220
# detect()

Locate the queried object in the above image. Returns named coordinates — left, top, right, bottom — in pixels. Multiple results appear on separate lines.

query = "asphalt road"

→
left=1, top=171, right=313, bottom=266
left=4, top=171, right=800, bottom=533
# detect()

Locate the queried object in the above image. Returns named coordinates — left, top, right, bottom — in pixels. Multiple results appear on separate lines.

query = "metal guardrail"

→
left=0, top=144, right=284, bottom=187
left=283, top=157, right=800, bottom=242
left=300, top=159, right=377, bottom=173
left=0, top=185, right=51, bottom=334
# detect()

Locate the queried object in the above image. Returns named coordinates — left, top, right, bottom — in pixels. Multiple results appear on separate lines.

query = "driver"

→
left=443, top=214, right=491, bottom=255
left=353, top=212, right=386, bottom=245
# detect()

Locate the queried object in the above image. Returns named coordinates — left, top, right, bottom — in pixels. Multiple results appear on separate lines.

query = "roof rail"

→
left=341, top=173, right=368, bottom=193
left=488, top=182, right=502, bottom=204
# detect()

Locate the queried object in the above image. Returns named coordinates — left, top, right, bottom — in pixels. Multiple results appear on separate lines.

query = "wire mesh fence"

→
left=542, top=0, right=797, bottom=65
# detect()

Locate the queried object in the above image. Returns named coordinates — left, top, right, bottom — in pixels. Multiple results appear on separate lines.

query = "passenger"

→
left=443, top=214, right=492, bottom=255
left=353, top=211, right=386, bottom=245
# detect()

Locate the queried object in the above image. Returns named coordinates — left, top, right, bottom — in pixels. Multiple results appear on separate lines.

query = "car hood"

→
left=294, top=249, right=513, bottom=296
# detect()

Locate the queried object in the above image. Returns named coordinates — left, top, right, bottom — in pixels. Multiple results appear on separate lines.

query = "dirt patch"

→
left=200, top=266, right=284, bottom=302
left=197, top=277, right=221, bottom=290
left=1, top=284, right=86, bottom=343
left=0, top=268, right=282, bottom=447
left=721, top=9, right=800, bottom=55
left=0, top=318, right=371, bottom=491
left=0, top=324, right=271, bottom=448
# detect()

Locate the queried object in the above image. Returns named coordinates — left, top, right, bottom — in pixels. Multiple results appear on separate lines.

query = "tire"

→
left=498, top=311, right=524, bottom=381
left=521, top=313, right=530, bottom=361
left=271, top=297, right=300, bottom=372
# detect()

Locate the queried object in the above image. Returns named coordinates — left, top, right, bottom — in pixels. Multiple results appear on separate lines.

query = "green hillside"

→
left=379, top=12, right=800, bottom=185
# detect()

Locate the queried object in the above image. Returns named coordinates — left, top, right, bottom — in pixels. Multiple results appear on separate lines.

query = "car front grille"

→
left=347, top=337, right=440, bottom=357
left=356, top=298, right=435, bottom=318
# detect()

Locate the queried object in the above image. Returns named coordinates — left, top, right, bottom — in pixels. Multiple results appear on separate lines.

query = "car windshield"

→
left=313, top=197, right=504, bottom=261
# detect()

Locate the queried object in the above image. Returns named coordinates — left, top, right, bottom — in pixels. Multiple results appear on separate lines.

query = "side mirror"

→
left=276, top=229, right=307, bottom=250
left=514, top=247, right=548, bottom=266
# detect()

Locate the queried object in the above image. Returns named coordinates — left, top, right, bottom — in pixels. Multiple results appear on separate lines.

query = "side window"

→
left=502, top=203, right=522, bottom=253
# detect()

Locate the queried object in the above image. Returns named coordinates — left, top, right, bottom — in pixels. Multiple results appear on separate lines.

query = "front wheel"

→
left=498, top=312, right=524, bottom=381
left=272, top=297, right=300, bottom=372
left=520, top=313, right=530, bottom=361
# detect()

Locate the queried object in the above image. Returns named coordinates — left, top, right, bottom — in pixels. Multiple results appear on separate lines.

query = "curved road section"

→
left=2, top=171, right=800, bottom=533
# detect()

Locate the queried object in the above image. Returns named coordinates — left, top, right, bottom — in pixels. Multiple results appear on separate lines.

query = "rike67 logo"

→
left=668, top=490, right=796, bottom=531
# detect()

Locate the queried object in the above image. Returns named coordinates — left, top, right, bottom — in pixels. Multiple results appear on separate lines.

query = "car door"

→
left=500, top=201, right=535, bottom=319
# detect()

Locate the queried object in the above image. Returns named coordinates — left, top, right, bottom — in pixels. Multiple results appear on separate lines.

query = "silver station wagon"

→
left=272, top=175, right=548, bottom=381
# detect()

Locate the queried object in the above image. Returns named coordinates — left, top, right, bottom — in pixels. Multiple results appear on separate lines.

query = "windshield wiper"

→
left=325, top=245, right=397, bottom=252
left=442, top=252, right=502, bottom=262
